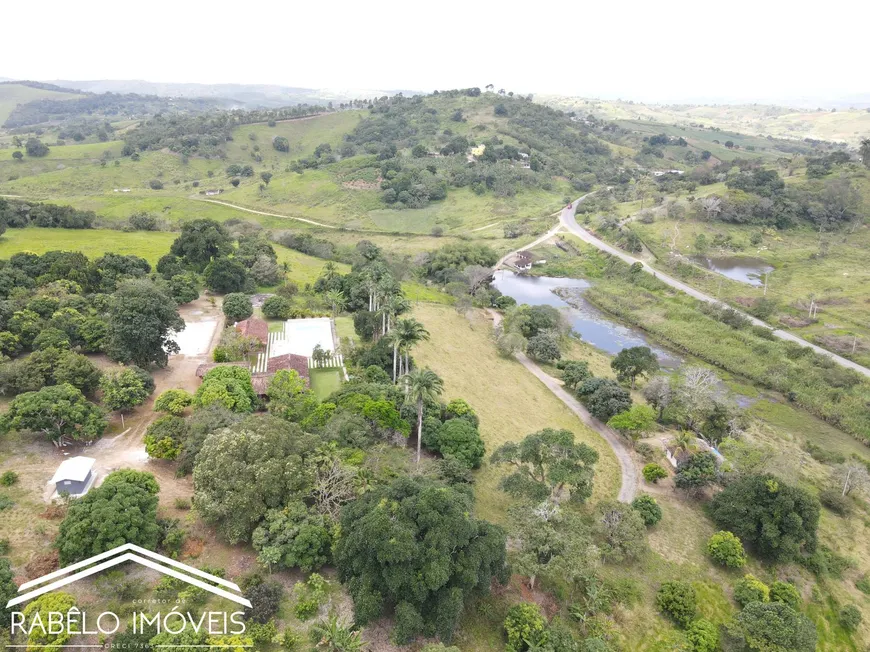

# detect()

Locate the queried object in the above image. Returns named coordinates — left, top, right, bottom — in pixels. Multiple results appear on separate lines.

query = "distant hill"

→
left=539, top=94, right=870, bottom=146
left=0, top=82, right=85, bottom=127
left=44, top=80, right=422, bottom=108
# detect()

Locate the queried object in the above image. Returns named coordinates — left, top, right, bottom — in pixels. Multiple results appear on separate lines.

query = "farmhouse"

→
left=513, top=251, right=533, bottom=271
left=234, top=318, right=269, bottom=346
left=49, top=456, right=97, bottom=498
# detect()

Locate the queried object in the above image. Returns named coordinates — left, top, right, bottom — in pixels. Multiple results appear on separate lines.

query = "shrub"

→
left=0, top=495, right=14, bottom=511
left=0, top=471, right=18, bottom=487
left=734, top=601, right=816, bottom=652
left=504, top=603, right=547, bottom=652
left=685, top=618, right=719, bottom=652
left=0, top=539, right=9, bottom=554
left=769, top=581, right=801, bottom=609
left=174, top=497, right=191, bottom=510
left=856, top=575, right=870, bottom=595
left=144, top=416, right=188, bottom=460
left=526, top=332, right=561, bottom=363
left=734, top=574, right=769, bottom=607
left=643, top=463, right=668, bottom=483
left=655, top=581, right=697, bottom=628
left=819, top=488, right=851, bottom=515
left=706, top=531, right=747, bottom=568
left=149, top=179, right=163, bottom=190
left=631, top=495, right=662, bottom=526
left=838, top=604, right=862, bottom=632
left=430, top=419, right=485, bottom=469
left=154, top=389, right=193, bottom=415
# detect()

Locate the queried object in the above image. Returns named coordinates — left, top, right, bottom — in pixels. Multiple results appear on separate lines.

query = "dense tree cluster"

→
left=0, top=198, right=95, bottom=230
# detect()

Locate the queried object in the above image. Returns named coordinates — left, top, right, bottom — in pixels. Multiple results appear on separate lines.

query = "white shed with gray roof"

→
left=50, top=456, right=97, bottom=498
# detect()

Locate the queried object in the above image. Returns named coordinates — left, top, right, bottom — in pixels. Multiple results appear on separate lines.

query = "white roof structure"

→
left=50, top=456, right=95, bottom=484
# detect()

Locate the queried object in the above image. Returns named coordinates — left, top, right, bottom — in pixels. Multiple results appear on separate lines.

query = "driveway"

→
left=488, top=310, right=637, bottom=502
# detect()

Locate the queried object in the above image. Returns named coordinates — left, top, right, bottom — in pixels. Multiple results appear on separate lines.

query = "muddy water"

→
left=492, top=270, right=682, bottom=368
left=689, top=255, right=773, bottom=286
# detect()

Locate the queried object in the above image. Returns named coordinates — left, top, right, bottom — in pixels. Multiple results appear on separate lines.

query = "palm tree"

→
left=392, top=318, right=429, bottom=382
left=382, top=294, right=410, bottom=334
left=670, top=430, right=697, bottom=462
left=404, top=368, right=444, bottom=464
left=309, top=614, right=365, bottom=651
left=324, top=289, right=346, bottom=318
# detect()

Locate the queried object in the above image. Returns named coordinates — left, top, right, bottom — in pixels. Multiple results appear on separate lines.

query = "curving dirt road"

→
left=488, top=310, right=637, bottom=502
left=196, top=199, right=338, bottom=228
left=560, top=199, right=870, bottom=379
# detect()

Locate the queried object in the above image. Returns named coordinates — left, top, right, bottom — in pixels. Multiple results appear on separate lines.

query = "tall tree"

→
left=392, top=318, right=429, bottom=382
left=0, top=384, right=106, bottom=446
left=169, top=219, right=234, bottom=270
left=404, top=368, right=443, bottom=464
left=324, top=290, right=347, bottom=319
left=100, top=368, right=152, bottom=428
left=611, top=346, right=659, bottom=389
left=335, top=477, right=507, bottom=644
left=57, top=473, right=160, bottom=563
left=490, top=428, right=599, bottom=504
left=107, top=279, right=184, bottom=368
left=193, top=415, right=320, bottom=543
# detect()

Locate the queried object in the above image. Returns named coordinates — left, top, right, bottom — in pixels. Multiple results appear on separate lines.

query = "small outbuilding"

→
left=514, top=251, right=533, bottom=271
left=50, top=456, right=97, bottom=498
left=235, top=318, right=269, bottom=346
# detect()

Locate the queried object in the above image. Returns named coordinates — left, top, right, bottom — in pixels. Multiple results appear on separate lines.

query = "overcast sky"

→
left=4, top=0, right=867, bottom=104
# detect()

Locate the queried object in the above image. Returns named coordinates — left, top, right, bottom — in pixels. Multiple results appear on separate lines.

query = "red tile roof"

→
left=266, top=354, right=310, bottom=381
left=235, top=318, right=269, bottom=345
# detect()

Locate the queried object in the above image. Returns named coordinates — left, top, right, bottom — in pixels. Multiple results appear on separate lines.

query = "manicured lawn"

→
left=309, top=368, right=343, bottom=401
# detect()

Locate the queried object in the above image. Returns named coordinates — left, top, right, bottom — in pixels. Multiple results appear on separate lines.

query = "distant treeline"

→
left=0, top=198, right=95, bottom=230
left=3, top=92, right=226, bottom=129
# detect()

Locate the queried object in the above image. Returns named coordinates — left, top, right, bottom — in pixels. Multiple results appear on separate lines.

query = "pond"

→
left=492, top=270, right=682, bottom=368
left=689, top=255, right=774, bottom=287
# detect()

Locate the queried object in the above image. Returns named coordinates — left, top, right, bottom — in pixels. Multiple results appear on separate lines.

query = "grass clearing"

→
left=411, top=303, right=620, bottom=524
left=309, top=368, right=343, bottom=401
left=0, top=227, right=175, bottom=264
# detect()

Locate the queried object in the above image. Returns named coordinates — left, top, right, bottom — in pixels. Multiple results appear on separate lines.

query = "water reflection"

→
left=689, top=255, right=773, bottom=286
left=492, top=270, right=681, bottom=368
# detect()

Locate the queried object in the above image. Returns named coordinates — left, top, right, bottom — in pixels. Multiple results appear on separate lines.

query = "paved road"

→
left=488, top=310, right=637, bottom=502
left=560, top=199, right=870, bottom=379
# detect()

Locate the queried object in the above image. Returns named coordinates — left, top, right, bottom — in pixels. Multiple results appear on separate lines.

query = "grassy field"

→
left=0, top=227, right=176, bottom=264
left=411, top=304, right=621, bottom=523
left=226, top=112, right=364, bottom=166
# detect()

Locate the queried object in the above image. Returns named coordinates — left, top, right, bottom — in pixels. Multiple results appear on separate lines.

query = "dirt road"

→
left=196, top=199, right=337, bottom=228
left=560, top=200, right=870, bottom=379
left=88, top=297, right=225, bottom=502
left=487, top=310, right=637, bottom=502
